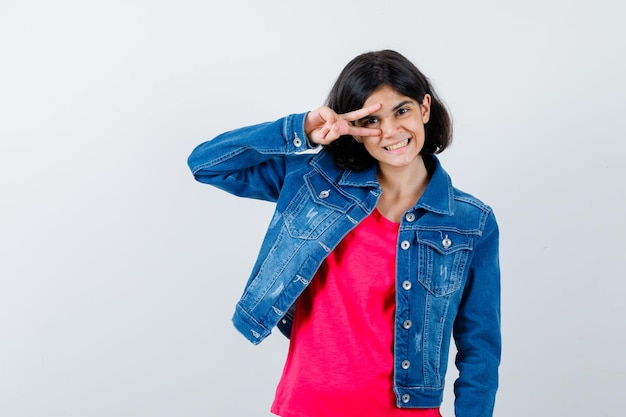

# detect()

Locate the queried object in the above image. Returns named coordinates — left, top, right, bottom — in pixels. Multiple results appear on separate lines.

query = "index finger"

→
left=339, top=103, right=382, bottom=122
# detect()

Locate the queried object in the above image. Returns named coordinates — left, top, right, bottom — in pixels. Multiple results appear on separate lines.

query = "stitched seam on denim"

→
left=191, top=145, right=285, bottom=173
left=235, top=303, right=269, bottom=331
left=454, top=195, right=491, bottom=212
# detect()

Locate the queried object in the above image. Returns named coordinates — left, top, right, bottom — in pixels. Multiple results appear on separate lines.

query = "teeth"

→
left=385, top=139, right=409, bottom=151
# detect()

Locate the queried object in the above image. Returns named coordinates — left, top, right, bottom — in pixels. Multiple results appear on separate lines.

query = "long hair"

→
left=325, top=50, right=452, bottom=170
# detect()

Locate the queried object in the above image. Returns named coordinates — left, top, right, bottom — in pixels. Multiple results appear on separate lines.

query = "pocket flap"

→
left=417, top=229, right=474, bottom=255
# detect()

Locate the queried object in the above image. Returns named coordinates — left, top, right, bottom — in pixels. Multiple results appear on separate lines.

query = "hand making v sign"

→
left=304, top=103, right=382, bottom=145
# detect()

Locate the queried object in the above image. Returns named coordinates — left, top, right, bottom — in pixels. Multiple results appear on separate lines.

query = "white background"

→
left=1, top=1, right=624, bottom=416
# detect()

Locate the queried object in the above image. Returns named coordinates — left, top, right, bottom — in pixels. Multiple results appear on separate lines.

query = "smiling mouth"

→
left=384, top=138, right=410, bottom=151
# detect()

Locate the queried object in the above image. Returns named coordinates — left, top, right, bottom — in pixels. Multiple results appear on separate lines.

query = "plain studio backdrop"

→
left=1, top=1, right=624, bottom=416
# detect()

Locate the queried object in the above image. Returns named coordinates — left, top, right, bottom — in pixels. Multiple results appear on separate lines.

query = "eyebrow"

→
left=393, top=100, right=413, bottom=111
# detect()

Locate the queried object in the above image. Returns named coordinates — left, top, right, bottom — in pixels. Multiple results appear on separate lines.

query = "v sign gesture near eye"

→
left=305, top=103, right=382, bottom=145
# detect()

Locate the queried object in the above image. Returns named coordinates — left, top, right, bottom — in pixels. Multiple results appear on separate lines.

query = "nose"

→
left=380, top=118, right=401, bottom=138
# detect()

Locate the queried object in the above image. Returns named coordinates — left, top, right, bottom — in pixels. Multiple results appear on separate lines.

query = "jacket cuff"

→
left=284, top=112, right=318, bottom=153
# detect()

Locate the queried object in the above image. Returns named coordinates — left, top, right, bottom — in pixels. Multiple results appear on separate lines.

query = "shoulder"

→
left=452, top=186, right=492, bottom=214
left=449, top=186, right=499, bottom=241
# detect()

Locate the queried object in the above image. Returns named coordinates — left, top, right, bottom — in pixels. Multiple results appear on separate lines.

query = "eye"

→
left=359, top=117, right=379, bottom=126
left=396, top=107, right=410, bottom=116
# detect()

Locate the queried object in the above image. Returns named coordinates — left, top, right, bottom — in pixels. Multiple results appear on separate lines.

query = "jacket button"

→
left=442, top=235, right=452, bottom=248
left=400, top=240, right=410, bottom=250
left=401, top=360, right=411, bottom=369
left=403, top=320, right=412, bottom=329
left=405, top=212, right=415, bottom=222
left=401, top=393, right=411, bottom=403
left=319, top=190, right=330, bottom=198
left=293, top=136, right=302, bottom=147
left=402, top=280, right=412, bottom=290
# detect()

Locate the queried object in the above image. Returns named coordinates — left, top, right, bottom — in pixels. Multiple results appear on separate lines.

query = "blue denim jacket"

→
left=188, top=112, right=501, bottom=416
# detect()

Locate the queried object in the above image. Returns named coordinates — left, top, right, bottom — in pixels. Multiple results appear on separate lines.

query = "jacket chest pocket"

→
left=417, top=229, right=475, bottom=297
left=283, top=172, right=354, bottom=240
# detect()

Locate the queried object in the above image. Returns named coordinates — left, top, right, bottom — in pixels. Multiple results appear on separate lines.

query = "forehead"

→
left=363, top=85, right=415, bottom=108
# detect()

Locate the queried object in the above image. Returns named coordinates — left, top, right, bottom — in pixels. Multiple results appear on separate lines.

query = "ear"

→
left=421, top=94, right=432, bottom=123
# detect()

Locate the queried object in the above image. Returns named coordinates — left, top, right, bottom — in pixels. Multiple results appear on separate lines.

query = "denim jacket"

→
left=188, top=112, right=501, bottom=416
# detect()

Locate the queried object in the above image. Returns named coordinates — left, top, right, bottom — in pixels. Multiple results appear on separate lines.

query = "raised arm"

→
left=188, top=105, right=382, bottom=202
left=187, top=113, right=312, bottom=202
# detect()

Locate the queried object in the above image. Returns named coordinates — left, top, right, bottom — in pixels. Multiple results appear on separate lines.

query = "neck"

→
left=377, top=156, right=429, bottom=196
left=375, top=157, right=430, bottom=222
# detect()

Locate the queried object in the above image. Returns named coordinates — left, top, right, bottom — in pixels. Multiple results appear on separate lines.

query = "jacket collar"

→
left=312, top=151, right=454, bottom=215
left=415, top=154, right=454, bottom=215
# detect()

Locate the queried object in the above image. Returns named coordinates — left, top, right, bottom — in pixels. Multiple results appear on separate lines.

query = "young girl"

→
left=188, top=50, right=501, bottom=417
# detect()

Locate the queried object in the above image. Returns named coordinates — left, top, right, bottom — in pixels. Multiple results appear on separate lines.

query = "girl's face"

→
left=354, top=85, right=431, bottom=172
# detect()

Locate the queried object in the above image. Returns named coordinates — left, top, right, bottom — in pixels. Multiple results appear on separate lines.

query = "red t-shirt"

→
left=271, top=209, right=440, bottom=417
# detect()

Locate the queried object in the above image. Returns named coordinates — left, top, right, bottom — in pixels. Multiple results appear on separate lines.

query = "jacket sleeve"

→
left=187, top=112, right=314, bottom=202
left=453, top=209, right=501, bottom=417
